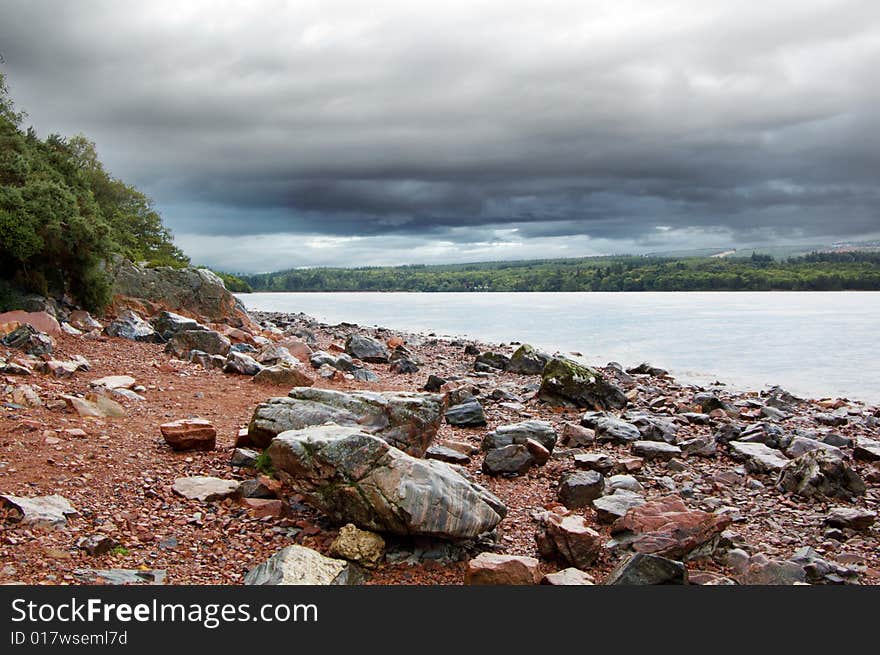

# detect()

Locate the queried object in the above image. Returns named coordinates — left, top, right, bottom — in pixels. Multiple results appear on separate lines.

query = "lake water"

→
left=238, top=291, right=880, bottom=404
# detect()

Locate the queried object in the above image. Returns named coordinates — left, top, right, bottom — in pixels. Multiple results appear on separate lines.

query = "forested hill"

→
left=0, top=72, right=189, bottom=311
left=243, top=252, right=880, bottom=292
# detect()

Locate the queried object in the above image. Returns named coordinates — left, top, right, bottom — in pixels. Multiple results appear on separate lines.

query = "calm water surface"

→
left=239, top=291, right=880, bottom=404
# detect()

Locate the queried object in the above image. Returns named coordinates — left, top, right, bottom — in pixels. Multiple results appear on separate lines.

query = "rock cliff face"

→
left=108, top=258, right=250, bottom=326
left=268, top=423, right=507, bottom=539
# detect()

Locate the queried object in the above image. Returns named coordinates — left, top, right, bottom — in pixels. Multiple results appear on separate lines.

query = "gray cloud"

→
left=1, top=0, right=879, bottom=271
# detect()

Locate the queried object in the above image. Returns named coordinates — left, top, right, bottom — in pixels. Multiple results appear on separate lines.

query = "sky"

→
left=1, top=0, right=879, bottom=272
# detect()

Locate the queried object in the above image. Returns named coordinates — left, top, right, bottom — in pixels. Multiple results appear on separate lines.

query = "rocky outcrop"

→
left=267, top=424, right=507, bottom=539
left=244, top=545, right=364, bottom=585
left=539, top=358, right=627, bottom=410
left=248, top=387, right=444, bottom=455
left=109, top=258, right=249, bottom=326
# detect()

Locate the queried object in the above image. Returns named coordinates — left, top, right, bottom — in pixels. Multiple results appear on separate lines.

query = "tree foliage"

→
left=245, top=252, right=880, bottom=293
left=0, top=71, right=188, bottom=311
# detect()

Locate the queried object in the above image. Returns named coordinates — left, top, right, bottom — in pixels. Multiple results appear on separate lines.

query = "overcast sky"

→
left=2, top=0, right=879, bottom=272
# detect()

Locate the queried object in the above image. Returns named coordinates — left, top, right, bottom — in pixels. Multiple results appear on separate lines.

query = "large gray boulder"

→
left=153, top=311, right=207, bottom=339
left=507, top=344, right=550, bottom=375
left=248, top=387, right=445, bottom=456
left=539, top=358, right=627, bottom=410
left=268, top=424, right=507, bottom=539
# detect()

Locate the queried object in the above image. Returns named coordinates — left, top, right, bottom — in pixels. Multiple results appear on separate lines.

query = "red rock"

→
left=239, top=498, right=285, bottom=518
left=0, top=311, right=61, bottom=337
left=617, top=456, right=644, bottom=473
left=68, top=310, right=102, bottom=331
left=611, top=496, right=732, bottom=559
left=160, top=418, right=216, bottom=451
left=525, top=438, right=550, bottom=466
left=387, top=336, right=405, bottom=349
left=276, top=338, right=313, bottom=363
left=234, top=427, right=255, bottom=447
left=465, top=552, right=542, bottom=585
left=535, top=512, right=603, bottom=569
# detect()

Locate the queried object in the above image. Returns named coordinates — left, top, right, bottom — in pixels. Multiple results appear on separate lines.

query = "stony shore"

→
left=1, top=305, right=878, bottom=585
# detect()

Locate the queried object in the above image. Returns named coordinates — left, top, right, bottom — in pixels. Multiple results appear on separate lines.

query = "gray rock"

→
left=248, top=387, right=444, bottom=455
left=231, top=447, right=260, bottom=468
left=605, top=474, right=644, bottom=493
left=105, top=310, right=160, bottom=343
left=627, top=363, right=669, bottom=377
left=482, top=420, right=557, bottom=452
left=853, top=437, right=880, bottom=462
left=679, top=435, right=717, bottom=457
left=605, top=553, right=687, bottom=585
left=1, top=324, right=55, bottom=355
left=482, top=444, right=534, bottom=476
left=345, top=334, right=390, bottom=363
left=595, top=417, right=642, bottom=443
left=815, top=413, right=847, bottom=427
left=444, top=399, right=486, bottom=427
left=352, top=368, right=380, bottom=382
left=474, top=351, right=510, bottom=372
left=0, top=494, right=77, bottom=529
left=153, top=311, right=206, bottom=339
left=244, top=545, right=364, bottom=585
left=73, top=568, right=166, bottom=585
left=738, top=556, right=807, bottom=585
left=268, top=424, right=507, bottom=539
left=309, top=351, right=338, bottom=368
left=632, top=440, right=682, bottom=461
left=166, top=329, right=231, bottom=358
left=558, top=470, right=604, bottom=508
left=777, top=450, right=865, bottom=499
left=224, top=351, right=263, bottom=376
left=574, top=452, right=615, bottom=474
left=187, top=350, right=225, bottom=370
left=626, top=413, right=678, bottom=443
left=253, top=364, right=316, bottom=387
left=785, top=436, right=843, bottom=460
left=728, top=441, right=790, bottom=473
left=425, top=445, right=471, bottom=465
left=507, top=344, right=550, bottom=375
left=539, top=357, right=627, bottom=410
left=77, top=534, right=118, bottom=556
left=172, top=477, right=240, bottom=502
left=592, top=490, right=645, bottom=523
left=824, top=506, right=876, bottom=531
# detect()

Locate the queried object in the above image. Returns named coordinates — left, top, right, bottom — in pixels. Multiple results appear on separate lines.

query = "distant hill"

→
left=240, top=251, right=880, bottom=292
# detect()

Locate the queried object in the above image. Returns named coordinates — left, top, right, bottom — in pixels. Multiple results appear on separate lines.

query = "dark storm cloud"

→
left=1, top=0, right=879, bottom=270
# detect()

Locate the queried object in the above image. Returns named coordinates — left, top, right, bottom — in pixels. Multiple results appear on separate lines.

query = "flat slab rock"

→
left=268, top=423, right=507, bottom=539
left=728, top=441, right=790, bottom=473
left=0, top=494, right=77, bottom=529
left=73, top=568, right=166, bottom=585
left=160, top=418, right=217, bottom=451
left=244, top=545, right=363, bottom=585
left=465, top=552, right=542, bottom=585
left=90, top=375, right=136, bottom=390
left=172, top=476, right=240, bottom=502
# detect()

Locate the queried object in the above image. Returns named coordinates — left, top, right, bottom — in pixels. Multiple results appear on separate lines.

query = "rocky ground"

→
left=1, top=306, right=878, bottom=585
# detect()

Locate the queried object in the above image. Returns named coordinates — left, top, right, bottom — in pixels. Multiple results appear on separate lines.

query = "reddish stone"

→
left=276, top=338, right=314, bottom=363
left=617, top=456, right=644, bottom=473
left=465, top=552, right=542, bottom=585
left=234, top=427, right=255, bottom=447
left=611, top=496, right=732, bottom=559
left=536, top=512, right=603, bottom=569
left=239, top=498, right=285, bottom=518
left=525, top=438, right=550, bottom=466
left=160, top=418, right=216, bottom=451
left=0, top=311, right=61, bottom=337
